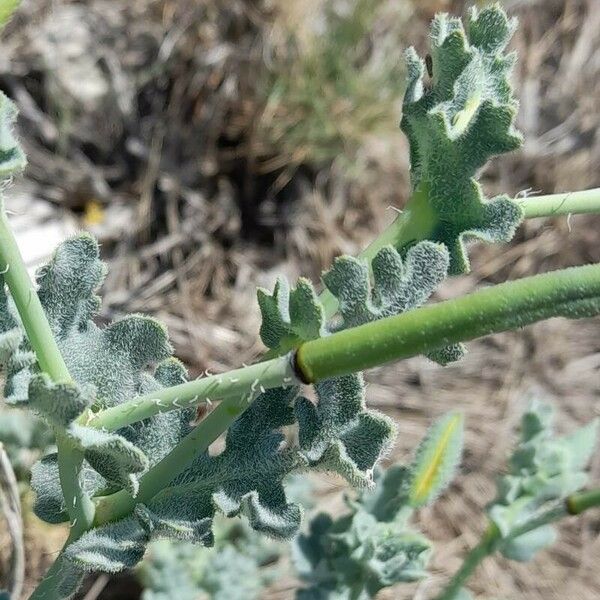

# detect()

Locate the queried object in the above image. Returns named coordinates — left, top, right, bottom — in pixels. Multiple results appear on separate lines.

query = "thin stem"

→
left=93, top=358, right=297, bottom=525
left=0, top=210, right=70, bottom=381
left=86, top=354, right=297, bottom=431
left=0, top=210, right=95, bottom=532
left=437, top=488, right=600, bottom=600
left=296, top=263, right=600, bottom=382
left=517, top=188, right=600, bottom=219
left=435, top=523, right=500, bottom=600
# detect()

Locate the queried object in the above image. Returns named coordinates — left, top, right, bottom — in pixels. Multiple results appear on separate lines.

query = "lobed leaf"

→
left=258, top=277, right=325, bottom=352
left=489, top=399, right=598, bottom=561
left=296, top=374, right=395, bottom=487
left=401, top=4, right=523, bottom=273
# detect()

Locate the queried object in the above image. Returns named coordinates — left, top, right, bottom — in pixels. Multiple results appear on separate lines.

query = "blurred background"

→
left=0, top=0, right=599, bottom=598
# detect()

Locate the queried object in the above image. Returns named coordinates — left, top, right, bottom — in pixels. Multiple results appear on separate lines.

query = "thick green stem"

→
left=93, top=356, right=297, bottom=525
left=518, top=188, right=600, bottom=219
left=0, top=211, right=94, bottom=532
left=437, top=487, right=600, bottom=600
left=296, top=263, right=600, bottom=382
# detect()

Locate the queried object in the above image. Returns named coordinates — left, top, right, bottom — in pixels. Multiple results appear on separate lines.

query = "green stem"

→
left=268, top=186, right=600, bottom=354
left=93, top=357, right=297, bottom=525
left=437, top=487, right=600, bottom=600
left=86, top=354, right=297, bottom=431
left=0, top=211, right=95, bottom=532
left=296, top=263, right=600, bottom=382
left=86, top=263, right=600, bottom=433
left=435, top=523, right=501, bottom=600
left=517, top=188, right=600, bottom=219
left=0, top=211, right=70, bottom=381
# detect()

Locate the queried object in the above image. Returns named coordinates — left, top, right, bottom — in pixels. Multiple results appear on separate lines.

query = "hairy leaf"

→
left=28, top=374, right=93, bottom=428
left=64, top=516, right=149, bottom=573
left=401, top=5, right=523, bottom=273
left=296, top=374, right=395, bottom=487
left=409, top=412, right=463, bottom=507
left=148, top=387, right=307, bottom=541
left=490, top=400, right=598, bottom=561
left=69, top=425, right=149, bottom=496
left=295, top=415, right=461, bottom=598
left=258, top=277, right=325, bottom=351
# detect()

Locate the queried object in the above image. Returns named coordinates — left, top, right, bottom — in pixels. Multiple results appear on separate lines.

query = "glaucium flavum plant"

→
left=1, top=4, right=600, bottom=599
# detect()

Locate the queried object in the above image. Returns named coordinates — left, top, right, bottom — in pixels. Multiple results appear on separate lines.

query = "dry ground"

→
left=1, top=0, right=600, bottom=598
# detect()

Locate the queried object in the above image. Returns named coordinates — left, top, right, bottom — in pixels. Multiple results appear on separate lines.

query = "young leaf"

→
left=322, top=242, right=449, bottom=330
left=409, top=412, right=464, bottom=508
left=401, top=5, right=523, bottom=273
left=69, top=425, right=149, bottom=497
left=258, top=277, right=325, bottom=351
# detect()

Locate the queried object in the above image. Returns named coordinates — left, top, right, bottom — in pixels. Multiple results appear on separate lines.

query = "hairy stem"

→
left=94, top=360, right=297, bottom=525
left=87, top=264, right=600, bottom=432
left=517, top=188, right=600, bottom=219
left=91, top=265, right=600, bottom=523
left=86, top=354, right=297, bottom=431
left=436, top=488, right=600, bottom=600
left=0, top=211, right=95, bottom=531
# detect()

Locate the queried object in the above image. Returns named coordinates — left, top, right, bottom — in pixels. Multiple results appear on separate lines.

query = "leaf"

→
left=134, top=504, right=213, bottom=545
left=358, top=465, right=412, bottom=523
left=296, top=374, right=396, bottom=487
left=69, top=424, right=149, bottom=496
left=258, top=277, right=325, bottom=351
left=561, top=419, right=598, bottom=472
left=30, top=454, right=69, bottom=524
left=64, top=516, right=149, bottom=573
left=500, top=525, right=557, bottom=562
left=28, top=374, right=94, bottom=427
left=148, top=388, right=308, bottom=541
left=322, top=242, right=464, bottom=364
left=323, top=242, right=449, bottom=330
left=0, top=92, right=26, bottom=179
left=409, top=412, right=464, bottom=507
left=401, top=5, right=523, bottom=273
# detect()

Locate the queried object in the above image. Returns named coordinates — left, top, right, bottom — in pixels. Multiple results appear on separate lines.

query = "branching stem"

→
left=86, top=263, right=600, bottom=433
left=436, top=487, right=600, bottom=600
left=0, top=210, right=95, bottom=532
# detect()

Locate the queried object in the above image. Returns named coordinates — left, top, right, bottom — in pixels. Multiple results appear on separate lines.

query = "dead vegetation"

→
left=1, top=0, right=600, bottom=598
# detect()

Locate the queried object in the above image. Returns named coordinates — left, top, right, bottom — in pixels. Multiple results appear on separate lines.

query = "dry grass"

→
left=1, top=0, right=600, bottom=598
